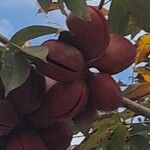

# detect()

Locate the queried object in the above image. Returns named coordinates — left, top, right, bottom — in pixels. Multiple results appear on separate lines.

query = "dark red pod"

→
left=6, top=68, right=46, bottom=115
left=34, top=40, right=85, bottom=82
left=29, top=80, right=89, bottom=125
left=27, top=77, right=56, bottom=129
left=27, top=107, right=54, bottom=129
left=87, top=73, right=122, bottom=111
left=89, top=34, right=136, bottom=74
left=67, top=6, right=110, bottom=60
left=5, top=132, right=47, bottom=150
left=45, top=79, right=89, bottom=119
left=38, top=121, right=72, bottom=150
left=0, top=100, right=18, bottom=136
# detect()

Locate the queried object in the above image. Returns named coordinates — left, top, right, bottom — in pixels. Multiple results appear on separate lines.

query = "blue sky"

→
left=0, top=0, right=67, bottom=43
left=0, top=0, right=134, bottom=84
left=0, top=0, right=105, bottom=38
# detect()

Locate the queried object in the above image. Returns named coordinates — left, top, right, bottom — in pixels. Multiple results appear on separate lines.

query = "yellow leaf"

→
left=123, top=82, right=150, bottom=100
left=136, top=67, right=150, bottom=82
left=135, top=34, right=150, bottom=64
left=38, top=2, right=60, bottom=13
left=47, top=2, right=60, bottom=11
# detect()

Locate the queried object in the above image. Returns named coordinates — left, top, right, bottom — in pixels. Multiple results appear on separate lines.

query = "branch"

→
left=122, top=97, right=150, bottom=118
left=0, top=34, right=20, bottom=49
left=0, top=34, right=30, bottom=55
left=98, top=0, right=105, bottom=9
left=0, top=33, right=10, bottom=45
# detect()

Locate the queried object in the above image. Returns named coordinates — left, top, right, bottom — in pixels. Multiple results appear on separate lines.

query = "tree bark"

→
left=122, top=97, right=150, bottom=118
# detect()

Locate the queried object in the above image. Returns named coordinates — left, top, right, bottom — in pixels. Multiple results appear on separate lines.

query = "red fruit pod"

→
left=27, top=107, right=54, bottom=129
left=34, top=40, right=85, bottom=82
left=26, top=76, right=55, bottom=129
left=28, top=80, right=88, bottom=128
left=37, top=121, right=72, bottom=150
left=0, top=100, right=18, bottom=136
left=66, top=6, right=110, bottom=61
left=5, top=132, right=47, bottom=150
left=89, top=34, right=136, bottom=74
left=45, top=79, right=89, bottom=119
left=87, top=73, right=122, bottom=111
left=6, top=68, right=46, bottom=115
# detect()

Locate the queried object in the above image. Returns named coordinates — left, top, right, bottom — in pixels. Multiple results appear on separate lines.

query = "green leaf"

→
left=10, top=25, right=58, bottom=46
left=0, top=51, right=31, bottom=96
left=75, top=115, right=121, bottom=150
left=130, top=135, right=150, bottom=150
left=4, top=43, right=48, bottom=63
left=108, top=0, right=130, bottom=35
left=58, top=0, right=67, bottom=16
left=125, top=16, right=141, bottom=39
left=100, top=125, right=130, bottom=150
left=22, top=46, right=49, bottom=62
left=130, top=123, right=150, bottom=150
left=125, top=0, right=150, bottom=32
left=37, top=0, right=52, bottom=13
left=0, top=46, right=5, bottom=57
left=0, top=47, right=5, bottom=70
left=130, top=123, right=150, bottom=139
left=63, top=0, right=89, bottom=20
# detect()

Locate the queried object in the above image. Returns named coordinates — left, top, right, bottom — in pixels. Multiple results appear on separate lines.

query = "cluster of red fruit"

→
left=0, top=6, right=136, bottom=150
